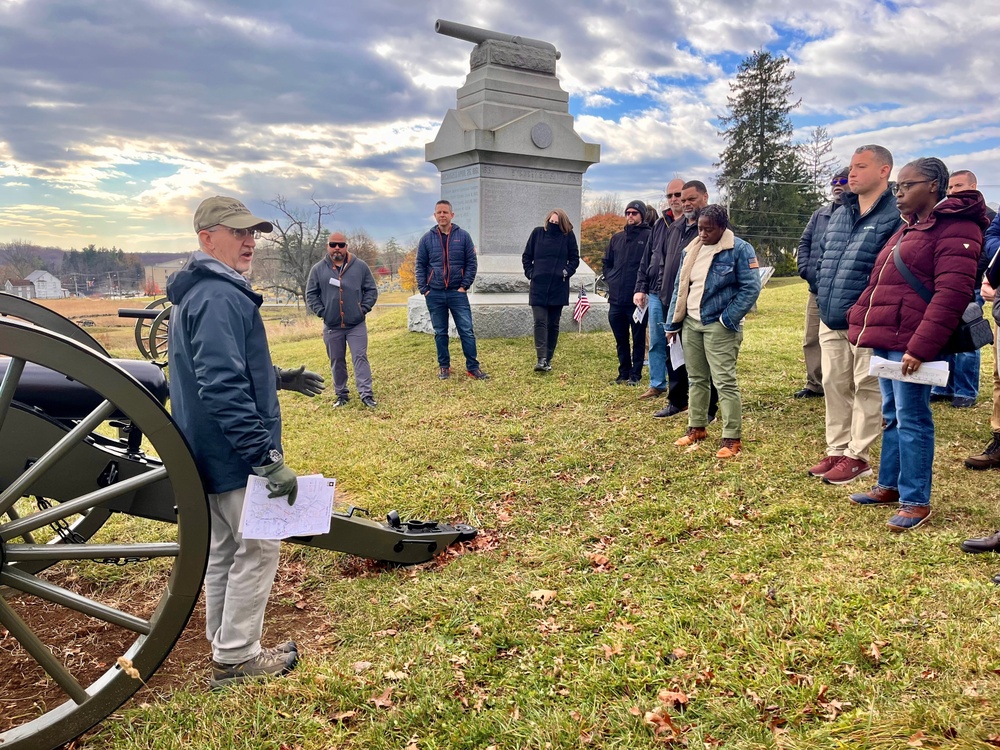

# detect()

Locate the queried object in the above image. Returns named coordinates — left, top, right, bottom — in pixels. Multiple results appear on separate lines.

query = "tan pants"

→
left=803, top=292, right=823, bottom=392
left=819, top=323, right=882, bottom=461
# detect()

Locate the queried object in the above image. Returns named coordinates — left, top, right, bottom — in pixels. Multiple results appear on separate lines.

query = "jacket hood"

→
left=166, top=251, right=258, bottom=305
left=905, top=190, right=991, bottom=232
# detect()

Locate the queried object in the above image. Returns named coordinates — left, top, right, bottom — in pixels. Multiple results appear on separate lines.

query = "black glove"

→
left=278, top=366, right=325, bottom=397
left=252, top=457, right=298, bottom=506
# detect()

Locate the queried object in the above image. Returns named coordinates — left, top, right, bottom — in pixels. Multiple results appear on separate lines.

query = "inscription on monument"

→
left=441, top=179, right=480, bottom=248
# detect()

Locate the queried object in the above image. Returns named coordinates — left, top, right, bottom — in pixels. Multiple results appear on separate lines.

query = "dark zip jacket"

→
left=305, top=252, right=378, bottom=329
left=416, top=223, right=477, bottom=293
left=167, top=251, right=281, bottom=494
left=522, top=224, right=580, bottom=307
left=602, top=221, right=650, bottom=305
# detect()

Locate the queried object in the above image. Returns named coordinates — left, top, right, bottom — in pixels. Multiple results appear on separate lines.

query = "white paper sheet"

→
left=868, top=356, right=950, bottom=387
left=633, top=303, right=647, bottom=324
left=669, top=333, right=685, bottom=369
left=239, top=474, right=336, bottom=540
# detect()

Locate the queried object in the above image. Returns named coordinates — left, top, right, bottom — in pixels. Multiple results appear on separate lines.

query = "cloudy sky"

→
left=1, top=0, right=998, bottom=255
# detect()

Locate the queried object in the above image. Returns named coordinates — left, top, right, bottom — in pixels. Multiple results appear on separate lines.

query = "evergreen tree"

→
left=716, top=50, right=814, bottom=275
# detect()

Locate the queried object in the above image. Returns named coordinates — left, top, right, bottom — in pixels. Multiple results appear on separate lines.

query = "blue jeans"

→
left=647, top=295, right=667, bottom=391
left=874, top=349, right=934, bottom=507
left=425, top=289, right=479, bottom=371
left=931, top=292, right=982, bottom=400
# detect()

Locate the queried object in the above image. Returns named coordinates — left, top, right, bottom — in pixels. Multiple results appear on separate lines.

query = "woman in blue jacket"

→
left=666, top=205, right=762, bottom=458
left=522, top=208, right=580, bottom=371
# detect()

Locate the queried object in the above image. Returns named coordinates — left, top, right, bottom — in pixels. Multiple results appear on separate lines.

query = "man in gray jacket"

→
left=306, top=231, right=379, bottom=408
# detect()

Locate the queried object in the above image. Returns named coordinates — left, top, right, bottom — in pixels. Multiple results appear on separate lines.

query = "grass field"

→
left=37, top=281, right=1000, bottom=747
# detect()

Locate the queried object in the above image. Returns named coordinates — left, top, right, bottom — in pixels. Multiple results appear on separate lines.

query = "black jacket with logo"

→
left=602, top=221, right=650, bottom=305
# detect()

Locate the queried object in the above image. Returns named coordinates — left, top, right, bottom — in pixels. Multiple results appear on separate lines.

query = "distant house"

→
left=4, top=278, right=34, bottom=299
left=145, top=257, right=188, bottom=295
left=25, top=270, right=65, bottom=299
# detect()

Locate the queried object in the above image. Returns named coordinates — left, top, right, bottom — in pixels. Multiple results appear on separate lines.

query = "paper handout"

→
left=669, top=333, right=685, bottom=369
left=633, top=303, right=648, bottom=324
left=868, top=356, right=949, bottom=388
left=239, top=474, right=336, bottom=540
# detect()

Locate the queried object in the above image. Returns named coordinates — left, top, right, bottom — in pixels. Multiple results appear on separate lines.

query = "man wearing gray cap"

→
left=602, top=200, right=651, bottom=384
left=168, top=195, right=325, bottom=688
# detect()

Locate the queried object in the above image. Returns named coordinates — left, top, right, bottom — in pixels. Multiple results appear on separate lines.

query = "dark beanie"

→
left=626, top=200, right=646, bottom=216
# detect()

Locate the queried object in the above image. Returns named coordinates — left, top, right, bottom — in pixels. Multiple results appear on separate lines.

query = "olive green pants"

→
left=681, top=317, right=744, bottom=439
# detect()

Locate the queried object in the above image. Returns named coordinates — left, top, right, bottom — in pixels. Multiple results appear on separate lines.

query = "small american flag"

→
left=573, top=288, right=591, bottom=323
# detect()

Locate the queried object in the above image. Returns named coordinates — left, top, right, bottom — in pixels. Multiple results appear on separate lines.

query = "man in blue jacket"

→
left=306, top=231, right=379, bottom=408
left=169, top=195, right=325, bottom=688
left=416, top=199, right=489, bottom=380
left=810, top=145, right=902, bottom=485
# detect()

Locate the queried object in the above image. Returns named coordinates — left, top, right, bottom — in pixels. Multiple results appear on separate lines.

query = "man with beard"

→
left=603, top=200, right=651, bottom=384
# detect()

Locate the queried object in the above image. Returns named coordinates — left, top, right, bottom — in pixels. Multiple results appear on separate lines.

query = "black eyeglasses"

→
left=830, top=177, right=848, bottom=186
left=329, top=242, right=347, bottom=248
left=666, top=192, right=682, bottom=198
left=893, top=180, right=931, bottom=194
left=624, top=210, right=641, bottom=216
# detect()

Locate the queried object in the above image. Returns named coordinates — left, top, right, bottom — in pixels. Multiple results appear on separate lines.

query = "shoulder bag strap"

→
left=891, top=234, right=933, bottom=304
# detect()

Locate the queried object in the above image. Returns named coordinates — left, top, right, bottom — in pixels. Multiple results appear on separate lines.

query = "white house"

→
left=24, top=270, right=65, bottom=299
left=3, top=278, right=34, bottom=299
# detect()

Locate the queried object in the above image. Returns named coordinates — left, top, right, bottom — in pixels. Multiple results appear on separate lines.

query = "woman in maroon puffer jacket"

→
left=847, top=157, right=990, bottom=532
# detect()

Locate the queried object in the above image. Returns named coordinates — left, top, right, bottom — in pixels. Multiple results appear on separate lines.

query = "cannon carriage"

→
left=0, top=294, right=475, bottom=750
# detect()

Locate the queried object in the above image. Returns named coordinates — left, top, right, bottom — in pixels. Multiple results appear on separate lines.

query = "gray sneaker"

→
left=210, top=647, right=299, bottom=689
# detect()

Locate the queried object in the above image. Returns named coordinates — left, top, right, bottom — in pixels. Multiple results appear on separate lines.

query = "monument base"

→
left=407, top=292, right=609, bottom=339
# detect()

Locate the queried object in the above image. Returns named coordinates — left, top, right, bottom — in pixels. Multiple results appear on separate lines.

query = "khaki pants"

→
left=803, top=292, right=823, bottom=392
left=819, top=323, right=882, bottom=461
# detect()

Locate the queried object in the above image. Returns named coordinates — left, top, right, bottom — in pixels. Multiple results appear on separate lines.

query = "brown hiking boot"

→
left=716, top=438, right=742, bottom=458
left=965, top=432, right=1000, bottom=470
left=674, top=427, right=708, bottom=447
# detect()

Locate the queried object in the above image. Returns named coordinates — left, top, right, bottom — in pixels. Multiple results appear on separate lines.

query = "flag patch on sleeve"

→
left=748, top=257, right=759, bottom=269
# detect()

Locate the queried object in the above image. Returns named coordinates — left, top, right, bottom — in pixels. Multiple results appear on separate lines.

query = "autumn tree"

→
left=256, top=196, right=337, bottom=301
left=579, top=213, right=623, bottom=274
left=716, top=50, right=814, bottom=275
left=347, top=229, right=379, bottom=267
left=586, top=192, right=623, bottom=219
left=398, top=248, right=418, bottom=292
left=380, top=237, right=405, bottom=278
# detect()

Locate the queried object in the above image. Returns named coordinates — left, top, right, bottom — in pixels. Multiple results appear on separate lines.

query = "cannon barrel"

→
left=435, top=18, right=560, bottom=57
left=118, top=307, right=160, bottom=321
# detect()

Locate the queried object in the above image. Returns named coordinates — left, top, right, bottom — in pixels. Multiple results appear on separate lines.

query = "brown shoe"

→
left=716, top=438, right=742, bottom=458
left=887, top=505, right=932, bottom=533
left=639, top=386, right=666, bottom=400
left=849, top=485, right=900, bottom=505
left=674, top=427, right=708, bottom=447
left=965, top=432, right=1000, bottom=470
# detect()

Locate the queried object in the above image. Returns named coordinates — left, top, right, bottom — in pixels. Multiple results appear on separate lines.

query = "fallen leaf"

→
left=868, top=642, right=882, bottom=662
left=352, top=661, right=373, bottom=673
left=657, top=689, right=689, bottom=708
left=294, top=599, right=308, bottom=610
left=330, top=710, right=357, bottom=723
left=385, top=670, right=408, bottom=680
left=528, top=589, right=558, bottom=604
left=671, top=647, right=688, bottom=659
left=469, top=624, right=482, bottom=637
left=628, top=706, right=643, bottom=717
left=370, top=687, right=394, bottom=708
left=907, top=730, right=925, bottom=747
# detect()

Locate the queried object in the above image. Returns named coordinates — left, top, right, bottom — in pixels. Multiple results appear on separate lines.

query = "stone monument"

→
left=407, top=19, right=608, bottom=338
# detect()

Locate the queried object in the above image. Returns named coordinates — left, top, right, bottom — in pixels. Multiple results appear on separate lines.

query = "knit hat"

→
left=625, top=200, right=646, bottom=216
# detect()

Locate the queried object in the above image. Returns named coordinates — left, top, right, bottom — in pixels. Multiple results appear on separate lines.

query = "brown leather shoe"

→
left=849, top=485, right=900, bottom=505
left=961, top=530, right=1000, bottom=553
left=716, top=438, right=742, bottom=458
left=965, top=432, right=1000, bottom=470
left=887, top=505, right=931, bottom=532
left=639, top=386, right=666, bottom=400
left=674, top=427, right=708, bottom=447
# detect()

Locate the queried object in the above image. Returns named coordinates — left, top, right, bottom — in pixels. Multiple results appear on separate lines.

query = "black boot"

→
left=535, top=358, right=547, bottom=372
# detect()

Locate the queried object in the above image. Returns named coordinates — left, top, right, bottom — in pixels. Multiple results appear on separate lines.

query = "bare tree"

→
left=256, top=196, right=338, bottom=302
left=586, top=192, right=623, bottom=218
left=380, top=237, right=404, bottom=279
left=797, top=126, right=838, bottom=204
left=347, top=229, right=379, bottom=267
left=0, top=239, right=45, bottom=278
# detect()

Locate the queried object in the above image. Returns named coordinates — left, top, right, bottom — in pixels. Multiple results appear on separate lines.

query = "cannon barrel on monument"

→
left=0, top=293, right=477, bottom=750
left=434, top=18, right=561, bottom=58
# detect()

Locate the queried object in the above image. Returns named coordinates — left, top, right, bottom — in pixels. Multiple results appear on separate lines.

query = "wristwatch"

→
left=267, top=449, right=283, bottom=464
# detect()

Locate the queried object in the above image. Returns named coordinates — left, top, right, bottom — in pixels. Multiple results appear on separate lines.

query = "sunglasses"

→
left=329, top=242, right=347, bottom=248
left=624, top=210, right=641, bottom=216
left=666, top=192, right=682, bottom=198
left=831, top=177, right=848, bottom=186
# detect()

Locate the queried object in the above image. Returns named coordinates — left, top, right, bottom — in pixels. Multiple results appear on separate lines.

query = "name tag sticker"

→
left=329, top=277, right=342, bottom=287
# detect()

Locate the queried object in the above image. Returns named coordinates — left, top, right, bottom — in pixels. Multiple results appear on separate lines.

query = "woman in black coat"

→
left=522, top=208, right=580, bottom=371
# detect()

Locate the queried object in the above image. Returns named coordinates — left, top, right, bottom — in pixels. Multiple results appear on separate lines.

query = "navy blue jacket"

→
left=816, top=187, right=902, bottom=330
left=416, top=224, right=478, bottom=293
left=167, top=252, right=282, bottom=494
left=797, top=200, right=840, bottom=294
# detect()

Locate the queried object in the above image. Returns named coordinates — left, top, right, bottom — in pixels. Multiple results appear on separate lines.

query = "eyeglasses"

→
left=624, top=210, right=641, bottom=216
left=830, top=177, right=848, bottom=186
left=227, top=227, right=262, bottom=240
left=666, top=192, right=682, bottom=198
left=329, top=242, right=347, bottom=249
left=893, top=180, right=931, bottom=194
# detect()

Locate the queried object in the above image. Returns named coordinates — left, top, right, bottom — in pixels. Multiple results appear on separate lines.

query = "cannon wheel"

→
left=147, top=304, right=172, bottom=361
left=0, top=292, right=108, bottom=355
left=0, top=319, right=210, bottom=750
left=133, top=297, right=169, bottom=360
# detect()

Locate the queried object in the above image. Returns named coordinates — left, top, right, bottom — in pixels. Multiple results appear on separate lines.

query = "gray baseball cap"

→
left=193, top=196, right=273, bottom=233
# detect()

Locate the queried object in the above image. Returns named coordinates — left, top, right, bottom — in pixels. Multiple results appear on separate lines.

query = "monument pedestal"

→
left=411, top=32, right=605, bottom=338
left=407, top=291, right=608, bottom=339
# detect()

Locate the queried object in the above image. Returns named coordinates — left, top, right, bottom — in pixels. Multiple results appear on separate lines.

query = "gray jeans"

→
left=204, top=486, right=281, bottom=664
left=323, top=322, right=373, bottom=399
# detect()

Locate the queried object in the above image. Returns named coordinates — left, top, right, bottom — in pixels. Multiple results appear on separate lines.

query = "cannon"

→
left=0, top=295, right=477, bottom=749
left=118, top=297, right=171, bottom=360
left=434, top=18, right=561, bottom=58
